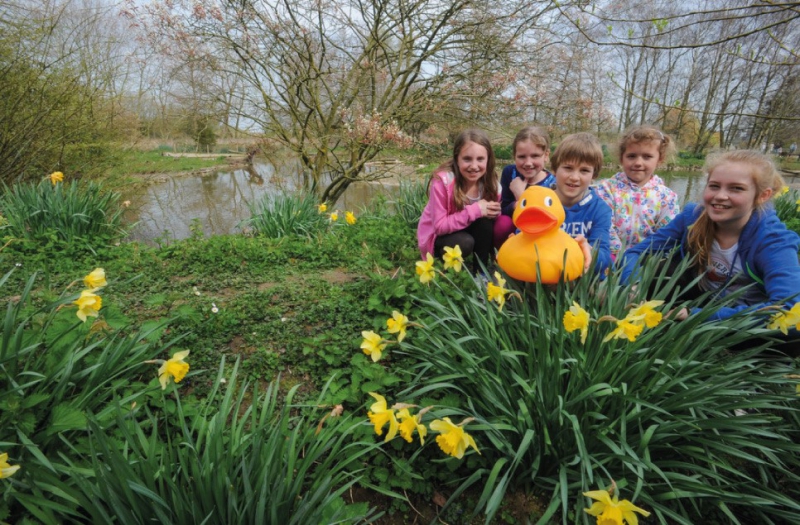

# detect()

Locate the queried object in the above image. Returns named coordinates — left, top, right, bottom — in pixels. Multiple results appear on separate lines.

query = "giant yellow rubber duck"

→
left=496, top=186, right=584, bottom=283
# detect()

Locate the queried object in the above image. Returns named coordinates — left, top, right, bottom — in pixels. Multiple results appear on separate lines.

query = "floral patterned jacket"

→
left=595, top=172, right=680, bottom=258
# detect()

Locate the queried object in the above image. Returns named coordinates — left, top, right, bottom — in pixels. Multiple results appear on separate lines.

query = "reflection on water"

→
left=123, top=162, right=395, bottom=243
left=124, top=164, right=703, bottom=243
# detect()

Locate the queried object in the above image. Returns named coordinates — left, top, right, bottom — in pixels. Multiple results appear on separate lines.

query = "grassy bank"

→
left=2, top=173, right=800, bottom=524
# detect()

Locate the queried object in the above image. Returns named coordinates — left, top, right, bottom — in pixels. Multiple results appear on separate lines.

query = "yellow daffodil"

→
left=318, top=203, right=327, bottom=213
left=487, top=272, right=510, bottom=311
left=442, top=245, right=463, bottom=273
left=49, top=171, right=64, bottom=185
left=416, top=253, right=436, bottom=284
left=780, top=186, right=789, bottom=195
left=330, top=211, right=339, bottom=222
left=367, top=392, right=399, bottom=441
left=397, top=408, right=427, bottom=445
left=386, top=311, right=409, bottom=342
left=74, top=290, right=102, bottom=322
left=626, top=300, right=664, bottom=328
left=429, top=417, right=479, bottom=459
left=767, top=303, right=800, bottom=335
left=796, top=198, right=800, bottom=213
left=0, top=453, right=20, bottom=479
left=583, top=489, right=650, bottom=525
left=361, top=330, right=387, bottom=362
left=83, top=268, right=107, bottom=290
left=345, top=211, right=357, bottom=225
left=158, top=350, right=190, bottom=389
left=602, top=319, right=644, bottom=343
left=563, top=302, right=590, bottom=344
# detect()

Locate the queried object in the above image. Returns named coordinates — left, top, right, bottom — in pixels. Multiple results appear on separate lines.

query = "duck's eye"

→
left=520, top=198, right=527, bottom=208
left=544, top=196, right=553, bottom=206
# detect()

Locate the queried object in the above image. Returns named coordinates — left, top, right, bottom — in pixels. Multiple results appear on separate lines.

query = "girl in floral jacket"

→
left=596, top=126, right=680, bottom=259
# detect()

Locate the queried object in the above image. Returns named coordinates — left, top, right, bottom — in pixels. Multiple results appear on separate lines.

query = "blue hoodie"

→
left=500, top=165, right=556, bottom=216
left=561, top=188, right=612, bottom=276
left=620, top=203, right=800, bottom=320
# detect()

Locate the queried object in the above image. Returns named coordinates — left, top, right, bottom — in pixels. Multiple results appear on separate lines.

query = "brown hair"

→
left=512, top=126, right=550, bottom=156
left=550, top=132, right=604, bottom=178
left=618, top=125, right=676, bottom=164
left=433, top=128, right=498, bottom=209
left=687, top=149, right=784, bottom=271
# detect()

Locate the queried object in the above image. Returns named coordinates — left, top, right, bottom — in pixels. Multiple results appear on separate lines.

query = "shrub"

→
left=243, top=192, right=327, bottom=238
left=0, top=178, right=125, bottom=252
left=396, top=257, right=800, bottom=524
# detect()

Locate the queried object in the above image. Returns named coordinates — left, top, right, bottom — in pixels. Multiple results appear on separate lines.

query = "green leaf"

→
left=48, top=404, right=87, bottom=435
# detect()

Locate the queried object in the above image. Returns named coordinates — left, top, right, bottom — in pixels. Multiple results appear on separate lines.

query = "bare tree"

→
left=131, top=0, right=567, bottom=203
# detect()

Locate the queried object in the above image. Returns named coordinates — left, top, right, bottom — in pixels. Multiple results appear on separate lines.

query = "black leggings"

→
left=434, top=218, right=495, bottom=272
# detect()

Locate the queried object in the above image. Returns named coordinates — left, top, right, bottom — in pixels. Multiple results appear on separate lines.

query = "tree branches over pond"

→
left=131, top=0, right=568, bottom=202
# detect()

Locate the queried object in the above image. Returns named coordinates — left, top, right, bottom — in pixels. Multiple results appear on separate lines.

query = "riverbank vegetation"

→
left=2, top=175, right=800, bottom=523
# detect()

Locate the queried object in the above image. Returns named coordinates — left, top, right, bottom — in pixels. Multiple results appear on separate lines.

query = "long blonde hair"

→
left=687, top=150, right=784, bottom=270
left=434, top=128, right=498, bottom=210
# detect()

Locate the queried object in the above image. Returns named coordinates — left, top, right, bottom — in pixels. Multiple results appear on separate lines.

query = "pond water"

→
left=122, top=163, right=703, bottom=243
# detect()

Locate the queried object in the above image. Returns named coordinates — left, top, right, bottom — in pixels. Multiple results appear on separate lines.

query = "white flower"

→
left=211, top=303, right=219, bottom=313
left=193, top=286, right=201, bottom=296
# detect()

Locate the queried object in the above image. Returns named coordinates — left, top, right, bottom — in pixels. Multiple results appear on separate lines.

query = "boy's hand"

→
left=574, top=234, right=592, bottom=273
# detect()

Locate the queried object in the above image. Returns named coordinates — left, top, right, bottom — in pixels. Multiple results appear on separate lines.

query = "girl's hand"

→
left=480, top=200, right=501, bottom=218
left=574, top=234, right=593, bottom=273
left=510, top=177, right=528, bottom=199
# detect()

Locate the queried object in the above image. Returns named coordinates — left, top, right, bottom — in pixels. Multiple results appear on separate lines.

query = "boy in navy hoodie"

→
left=550, top=133, right=612, bottom=276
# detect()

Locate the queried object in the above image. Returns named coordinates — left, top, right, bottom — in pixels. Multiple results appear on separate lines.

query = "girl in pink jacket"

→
left=417, top=129, right=501, bottom=272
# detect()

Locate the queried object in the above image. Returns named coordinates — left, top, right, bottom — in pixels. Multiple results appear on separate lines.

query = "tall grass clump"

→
left=397, top=256, right=800, bottom=524
left=391, top=179, right=428, bottom=228
left=0, top=269, right=185, bottom=522
left=0, top=179, right=125, bottom=251
left=243, top=192, right=327, bottom=238
left=68, top=361, right=379, bottom=524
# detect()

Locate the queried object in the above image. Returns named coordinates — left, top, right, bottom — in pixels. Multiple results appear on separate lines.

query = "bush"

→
left=243, top=192, right=327, bottom=238
left=395, top=257, right=800, bottom=523
left=0, top=178, right=125, bottom=252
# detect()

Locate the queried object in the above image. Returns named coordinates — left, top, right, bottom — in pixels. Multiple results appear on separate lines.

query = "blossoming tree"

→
left=129, top=0, right=564, bottom=203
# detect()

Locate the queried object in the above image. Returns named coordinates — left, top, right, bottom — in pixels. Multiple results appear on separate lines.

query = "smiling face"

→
left=554, top=159, right=594, bottom=207
left=514, top=140, right=549, bottom=183
left=621, top=140, right=661, bottom=185
left=457, top=141, right=488, bottom=186
left=703, top=161, right=771, bottom=232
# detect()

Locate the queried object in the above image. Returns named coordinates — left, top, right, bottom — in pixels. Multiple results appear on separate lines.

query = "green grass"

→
left=104, top=148, right=236, bottom=179
left=2, top=184, right=800, bottom=524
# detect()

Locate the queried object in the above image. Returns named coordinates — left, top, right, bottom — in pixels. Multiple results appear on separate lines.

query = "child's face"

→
left=514, top=140, right=549, bottom=182
left=703, top=162, right=770, bottom=231
left=457, top=141, right=489, bottom=185
left=621, top=140, right=661, bottom=184
left=554, top=159, right=594, bottom=207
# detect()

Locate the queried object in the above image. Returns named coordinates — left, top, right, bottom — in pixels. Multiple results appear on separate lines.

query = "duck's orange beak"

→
left=515, top=206, right=557, bottom=235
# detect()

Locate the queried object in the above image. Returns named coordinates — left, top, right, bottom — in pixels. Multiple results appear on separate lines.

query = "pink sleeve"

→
left=429, top=178, right=483, bottom=235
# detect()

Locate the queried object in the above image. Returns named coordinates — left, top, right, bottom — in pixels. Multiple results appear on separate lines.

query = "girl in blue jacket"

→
left=620, top=150, right=800, bottom=346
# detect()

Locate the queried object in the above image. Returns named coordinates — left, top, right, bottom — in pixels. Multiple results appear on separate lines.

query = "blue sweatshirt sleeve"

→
left=587, top=198, right=612, bottom=275
left=703, top=221, right=800, bottom=321
left=619, top=205, right=695, bottom=283
left=500, top=165, right=517, bottom=216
